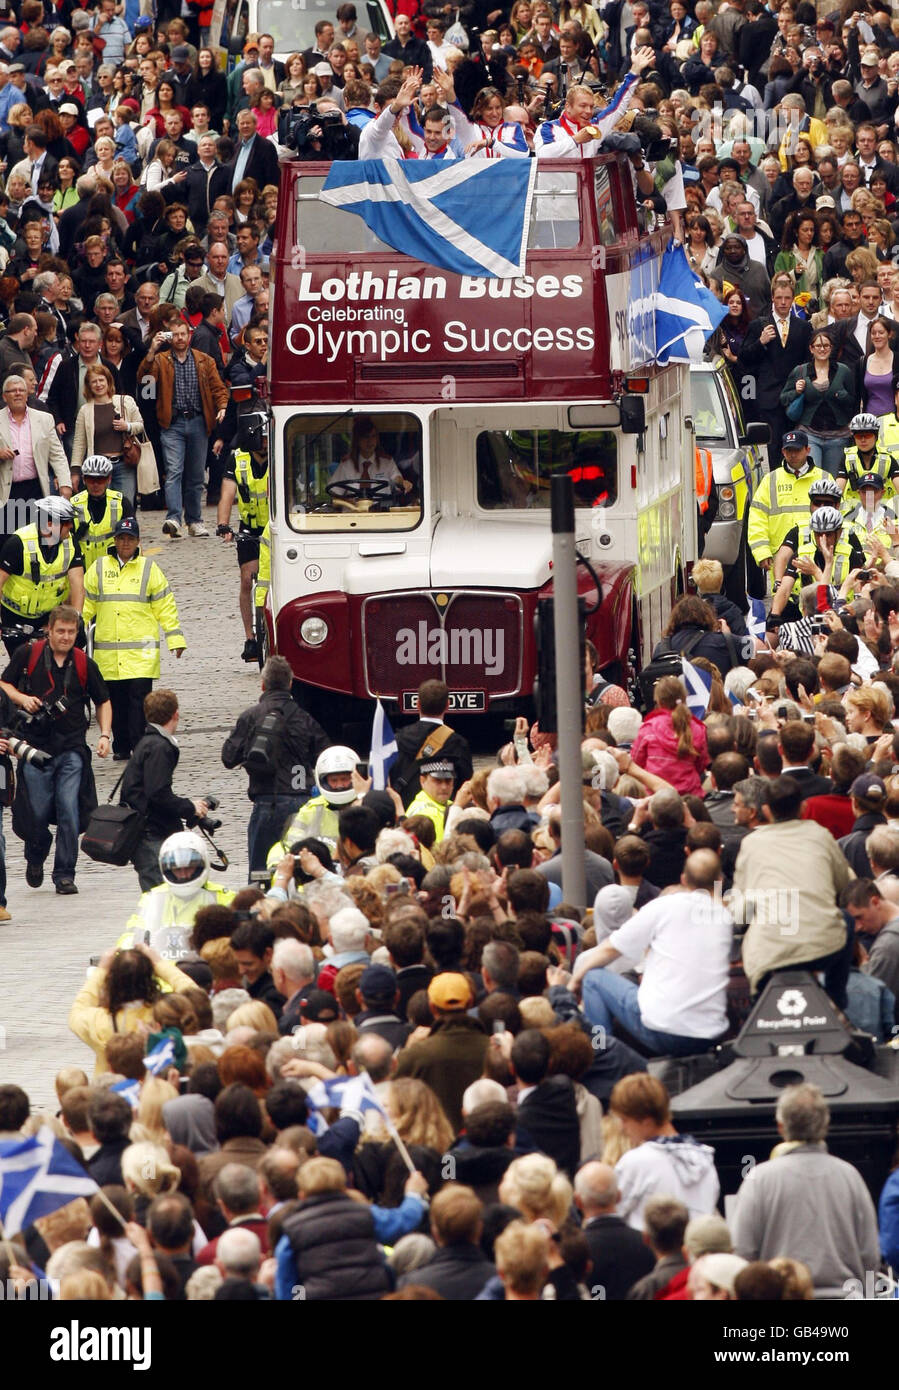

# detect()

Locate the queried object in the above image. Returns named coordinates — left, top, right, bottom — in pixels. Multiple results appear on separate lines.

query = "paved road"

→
left=1, top=507, right=261, bottom=1108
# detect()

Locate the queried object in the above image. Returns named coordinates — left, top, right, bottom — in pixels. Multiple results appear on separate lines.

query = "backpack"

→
left=636, top=628, right=706, bottom=711
left=25, top=639, right=88, bottom=694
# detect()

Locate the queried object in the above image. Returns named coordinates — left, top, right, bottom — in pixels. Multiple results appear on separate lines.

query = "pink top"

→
left=9, top=411, right=36, bottom=483
left=630, top=707, right=709, bottom=796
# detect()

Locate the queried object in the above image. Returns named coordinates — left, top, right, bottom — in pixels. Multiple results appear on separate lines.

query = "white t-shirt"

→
left=608, top=890, right=733, bottom=1038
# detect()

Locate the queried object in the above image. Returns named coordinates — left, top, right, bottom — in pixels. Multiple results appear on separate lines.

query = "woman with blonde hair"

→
left=225, top=999, right=279, bottom=1035
left=843, top=684, right=891, bottom=741
left=121, top=1141, right=181, bottom=1209
left=355, top=1077, right=453, bottom=1205
left=499, top=1152, right=573, bottom=1228
left=133, top=1077, right=179, bottom=1144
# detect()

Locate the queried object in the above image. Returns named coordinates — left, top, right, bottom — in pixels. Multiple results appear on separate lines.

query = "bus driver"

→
left=330, top=417, right=414, bottom=497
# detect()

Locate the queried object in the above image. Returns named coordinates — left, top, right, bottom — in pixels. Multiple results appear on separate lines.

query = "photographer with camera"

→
left=222, top=654, right=330, bottom=878
left=82, top=515, right=186, bottom=763
left=0, top=603, right=112, bottom=895
left=279, top=97, right=360, bottom=160
left=119, top=687, right=214, bottom=892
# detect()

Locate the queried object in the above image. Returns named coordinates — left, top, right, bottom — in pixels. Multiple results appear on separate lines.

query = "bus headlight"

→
left=717, top=484, right=736, bottom=520
left=300, top=616, right=329, bottom=646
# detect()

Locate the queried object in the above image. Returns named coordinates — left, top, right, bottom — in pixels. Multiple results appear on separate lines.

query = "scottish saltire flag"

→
left=655, top=243, right=728, bottom=364
left=747, top=597, right=767, bottom=644
left=682, top=655, right=712, bottom=719
left=369, top=699, right=398, bottom=791
left=0, top=1128, right=97, bottom=1233
left=144, top=1036, right=176, bottom=1076
left=320, top=158, right=536, bottom=279
left=111, top=1078, right=141, bottom=1109
left=304, top=1073, right=388, bottom=1134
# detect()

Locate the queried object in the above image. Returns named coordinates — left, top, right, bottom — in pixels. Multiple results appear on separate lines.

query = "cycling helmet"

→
left=314, top=745, right=359, bottom=805
left=850, top=414, right=880, bottom=434
left=80, top=454, right=114, bottom=477
left=811, top=506, right=843, bottom=534
left=808, top=477, right=842, bottom=504
left=35, top=495, right=76, bottom=525
left=159, top=831, right=210, bottom=899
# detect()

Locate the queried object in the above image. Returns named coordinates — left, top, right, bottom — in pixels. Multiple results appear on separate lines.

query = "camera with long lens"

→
left=0, top=727, right=52, bottom=768
left=196, top=793, right=221, bottom=835
left=281, top=104, right=347, bottom=157
left=18, top=694, right=71, bottom=734
left=631, top=110, right=678, bottom=162
left=245, top=710, right=282, bottom=775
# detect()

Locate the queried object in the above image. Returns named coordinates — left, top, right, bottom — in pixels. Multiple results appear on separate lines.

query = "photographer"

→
left=278, top=98, right=360, bottom=161
left=1, top=603, right=112, bottom=896
left=120, top=687, right=211, bottom=892
left=222, top=655, right=330, bottom=878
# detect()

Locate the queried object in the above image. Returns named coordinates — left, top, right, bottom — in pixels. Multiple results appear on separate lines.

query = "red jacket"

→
left=630, top=708, right=709, bottom=796
left=659, top=1267, right=690, bottom=1300
left=801, top=792, right=855, bottom=838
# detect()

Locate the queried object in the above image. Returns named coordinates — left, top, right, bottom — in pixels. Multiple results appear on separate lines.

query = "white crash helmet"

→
left=36, top=495, right=76, bottom=525
left=314, top=745, right=359, bottom=805
left=850, top=414, right=880, bottom=435
left=159, top=831, right=210, bottom=898
left=81, top=454, right=114, bottom=477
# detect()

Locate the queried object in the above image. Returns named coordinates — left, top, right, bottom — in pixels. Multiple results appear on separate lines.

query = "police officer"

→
left=841, top=473, right=899, bottom=552
left=773, top=475, right=845, bottom=583
left=267, top=744, right=359, bottom=865
left=82, top=516, right=186, bottom=762
left=71, top=454, right=133, bottom=572
left=216, top=411, right=269, bottom=663
left=118, top=830, right=235, bottom=958
left=254, top=520, right=270, bottom=655
left=748, top=429, right=825, bottom=585
left=119, top=688, right=214, bottom=892
left=221, top=653, right=330, bottom=877
left=771, top=505, right=866, bottom=621
left=405, top=758, right=455, bottom=843
left=838, top=414, right=899, bottom=504
left=0, top=496, right=84, bottom=654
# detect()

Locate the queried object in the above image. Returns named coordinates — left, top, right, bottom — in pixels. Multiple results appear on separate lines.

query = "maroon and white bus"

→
left=264, top=153, right=695, bottom=734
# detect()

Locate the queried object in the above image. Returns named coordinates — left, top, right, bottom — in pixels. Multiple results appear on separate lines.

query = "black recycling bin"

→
left=669, top=972, right=899, bottom=1200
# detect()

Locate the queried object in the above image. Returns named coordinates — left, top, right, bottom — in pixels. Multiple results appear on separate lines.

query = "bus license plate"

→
left=401, top=690, right=487, bottom=713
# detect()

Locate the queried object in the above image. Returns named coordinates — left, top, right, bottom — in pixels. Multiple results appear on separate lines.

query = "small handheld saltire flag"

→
left=111, top=1078, right=141, bottom=1109
left=320, top=157, right=536, bottom=279
left=655, top=242, right=728, bottom=364
left=369, top=698, right=398, bottom=792
left=144, top=1036, right=176, bottom=1076
left=0, top=1127, right=98, bottom=1233
left=747, top=597, right=767, bottom=644
left=304, top=1073, right=388, bottom=1134
left=681, top=655, right=712, bottom=719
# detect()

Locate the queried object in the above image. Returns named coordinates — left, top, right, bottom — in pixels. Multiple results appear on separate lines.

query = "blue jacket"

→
left=879, top=1170, right=899, bottom=1270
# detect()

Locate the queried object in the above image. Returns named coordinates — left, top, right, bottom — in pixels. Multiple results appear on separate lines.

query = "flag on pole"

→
left=654, top=243, right=728, bottom=364
left=320, top=158, right=536, bottom=279
left=747, top=597, right=767, bottom=644
left=369, top=698, right=398, bottom=791
left=681, top=656, right=712, bottom=719
left=0, top=1128, right=98, bottom=1233
left=304, top=1072, right=388, bottom=1135
left=143, top=1036, right=176, bottom=1076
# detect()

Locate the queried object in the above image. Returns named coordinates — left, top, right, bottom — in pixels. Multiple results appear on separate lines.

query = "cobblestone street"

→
left=0, top=507, right=260, bottom=1107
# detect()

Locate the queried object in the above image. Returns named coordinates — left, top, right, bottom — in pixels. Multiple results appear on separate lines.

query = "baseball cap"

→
left=313, top=61, right=333, bottom=76
left=428, top=972, right=472, bottom=1011
left=7, top=63, right=24, bottom=74
left=58, top=103, right=80, bottom=116
left=815, top=195, right=836, bottom=210
left=301, top=988, right=339, bottom=1023
left=118, top=97, right=140, bottom=112
left=134, top=15, right=153, bottom=28
left=850, top=772, right=886, bottom=802
left=114, top=516, right=140, bottom=538
left=782, top=430, right=808, bottom=449
left=861, top=47, right=880, bottom=66
left=858, top=472, right=885, bottom=490
left=360, top=964, right=397, bottom=1000
left=172, top=44, right=191, bottom=61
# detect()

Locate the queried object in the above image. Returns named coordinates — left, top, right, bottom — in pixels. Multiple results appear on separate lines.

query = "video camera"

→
left=280, top=104, right=348, bottom=158
left=601, top=108, right=677, bottom=163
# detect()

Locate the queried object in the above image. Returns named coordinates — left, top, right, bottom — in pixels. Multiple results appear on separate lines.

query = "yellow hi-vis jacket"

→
left=405, top=788, right=449, bottom=843
left=1, top=523, right=77, bottom=617
left=234, top=451, right=269, bottom=531
left=748, top=462, right=825, bottom=565
left=71, top=489, right=125, bottom=572
left=266, top=797, right=341, bottom=867
left=254, top=522, right=270, bottom=610
left=117, top=880, right=235, bottom=961
left=82, top=549, right=185, bottom=680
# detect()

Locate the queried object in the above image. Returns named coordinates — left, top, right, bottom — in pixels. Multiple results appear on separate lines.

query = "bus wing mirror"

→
left=619, top=396, right=645, bottom=434
left=739, top=422, right=770, bottom=447
left=367, top=0, right=391, bottom=40
left=228, top=31, right=244, bottom=55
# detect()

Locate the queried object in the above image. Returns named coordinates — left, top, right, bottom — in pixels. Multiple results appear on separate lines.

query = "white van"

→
left=216, top=0, right=394, bottom=61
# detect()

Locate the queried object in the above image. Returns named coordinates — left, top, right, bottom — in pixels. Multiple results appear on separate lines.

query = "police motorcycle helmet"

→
left=159, top=831, right=211, bottom=898
left=314, top=745, right=359, bottom=805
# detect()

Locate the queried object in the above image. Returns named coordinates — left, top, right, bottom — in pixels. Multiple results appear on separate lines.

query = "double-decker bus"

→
left=264, top=153, right=695, bottom=737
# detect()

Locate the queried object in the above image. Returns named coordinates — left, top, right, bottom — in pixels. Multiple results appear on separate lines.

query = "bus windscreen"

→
left=476, top=428, right=617, bottom=510
left=284, top=411, right=423, bottom=532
